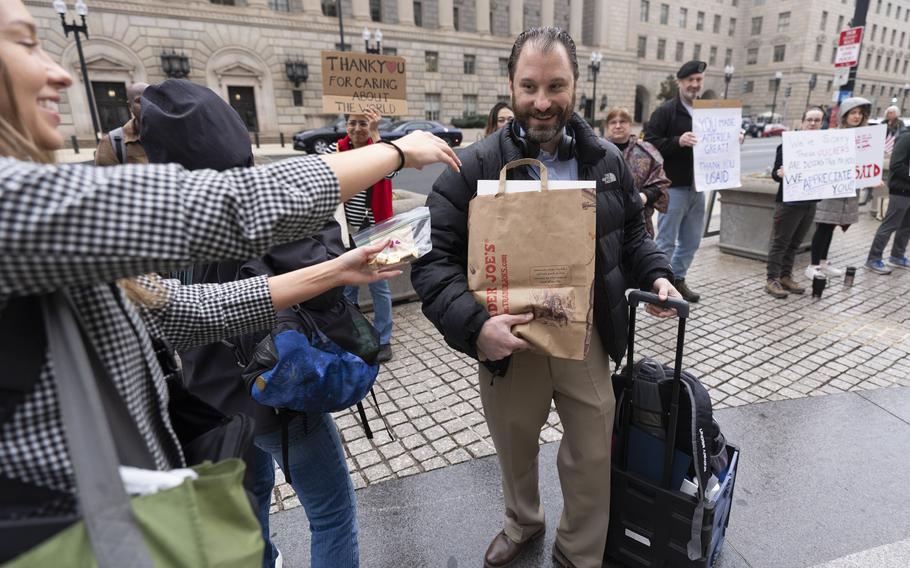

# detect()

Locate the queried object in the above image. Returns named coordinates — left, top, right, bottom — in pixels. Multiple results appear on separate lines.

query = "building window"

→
left=321, top=0, right=336, bottom=16
left=904, top=60, right=909, bottom=74
left=210, top=0, right=236, bottom=4
left=751, top=17, right=762, bottom=35
left=728, top=17, right=736, bottom=36
left=826, top=80, right=832, bottom=92
left=713, top=14, right=721, bottom=33
left=820, top=11, right=827, bottom=30
left=902, top=32, right=906, bottom=48
left=743, top=80, right=754, bottom=93
left=425, top=51, right=438, bottom=73
left=746, top=47, right=758, bottom=64
left=696, top=11, right=705, bottom=30
left=773, top=45, right=785, bottom=62
left=499, top=57, right=509, bottom=76
left=675, top=41, right=685, bottom=61
left=814, top=43, right=823, bottom=62
left=679, top=7, right=687, bottom=28
left=891, top=29, right=897, bottom=45
left=369, top=0, right=382, bottom=21
left=382, top=47, right=397, bottom=55
left=709, top=45, right=717, bottom=65
left=425, top=93, right=440, bottom=121
left=292, top=89, right=303, bottom=107
left=660, top=3, right=669, bottom=24
left=641, top=0, right=650, bottom=22
left=268, top=0, right=290, bottom=10
left=876, top=55, right=882, bottom=70
left=657, top=38, right=666, bottom=60
left=414, top=1, right=423, bottom=27
left=886, top=56, right=892, bottom=71
left=725, top=48, right=732, bottom=66
left=767, top=79, right=778, bottom=92
left=637, top=36, right=648, bottom=58
left=777, top=12, right=790, bottom=33
left=463, top=94, right=477, bottom=117
left=871, top=24, right=877, bottom=42
left=837, top=15, right=844, bottom=30
left=860, top=84, right=866, bottom=94
left=453, top=5, right=461, bottom=30
left=865, top=52, right=872, bottom=67
left=463, top=54, right=476, bottom=75
left=887, top=1, right=891, bottom=16
left=693, top=43, right=702, bottom=60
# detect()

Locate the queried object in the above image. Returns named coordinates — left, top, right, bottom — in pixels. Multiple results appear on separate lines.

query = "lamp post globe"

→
left=589, top=52, right=602, bottom=122
left=723, top=65, right=734, bottom=99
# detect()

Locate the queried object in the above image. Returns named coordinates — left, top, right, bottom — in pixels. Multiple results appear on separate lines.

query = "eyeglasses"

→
left=804, top=118, right=823, bottom=123
left=347, top=120, right=369, bottom=128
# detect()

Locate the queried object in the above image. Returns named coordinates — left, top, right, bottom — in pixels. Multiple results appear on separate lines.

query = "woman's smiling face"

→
left=0, top=0, right=73, bottom=151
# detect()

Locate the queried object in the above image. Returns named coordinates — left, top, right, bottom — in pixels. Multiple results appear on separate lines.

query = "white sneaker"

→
left=274, top=548, right=283, bottom=568
left=804, top=265, right=822, bottom=280
left=819, top=262, right=844, bottom=277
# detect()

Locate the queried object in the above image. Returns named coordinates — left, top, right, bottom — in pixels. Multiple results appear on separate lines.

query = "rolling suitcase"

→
left=605, top=291, right=740, bottom=568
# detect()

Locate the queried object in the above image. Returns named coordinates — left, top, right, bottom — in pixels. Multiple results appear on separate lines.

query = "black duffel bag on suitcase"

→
left=605, top=291, right=740, bottom=568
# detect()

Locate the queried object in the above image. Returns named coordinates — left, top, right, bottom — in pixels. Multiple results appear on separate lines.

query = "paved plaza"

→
left=268, top=208, right=910, bottom=514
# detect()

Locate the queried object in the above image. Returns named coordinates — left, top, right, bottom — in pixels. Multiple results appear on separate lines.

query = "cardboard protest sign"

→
left=782, top=129, right=856, bottom=202
left=468, top=159, right=596, bottom=361
left=321, top=50, right=408, bottom=115
left=853, top=124, right=886, bottom=189
left=692, top=100, right=742, bottom=191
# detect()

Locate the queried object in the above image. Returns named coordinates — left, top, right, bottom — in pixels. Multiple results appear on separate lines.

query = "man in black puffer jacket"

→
left=411, top=27, right=679, bottom=568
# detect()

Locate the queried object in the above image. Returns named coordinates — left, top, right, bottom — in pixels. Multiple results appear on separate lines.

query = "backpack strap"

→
left=108, top=127, right=126, bottom=165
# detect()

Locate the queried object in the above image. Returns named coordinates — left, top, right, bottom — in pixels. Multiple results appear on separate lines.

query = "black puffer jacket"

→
left=889, top=130, right=910, bottom=198
left=411, top=114, right=672, bottom=371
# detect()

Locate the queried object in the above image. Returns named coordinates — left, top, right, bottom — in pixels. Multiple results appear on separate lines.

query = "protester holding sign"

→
left=765, top=107, right=824, bottom=298
left=805, top=97, right=872, bottom=280
left=865, top=130, right=910, bottom=274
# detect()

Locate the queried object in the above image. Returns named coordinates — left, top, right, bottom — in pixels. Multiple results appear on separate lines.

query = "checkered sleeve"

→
left=138, top=274, right=276, bottom=352
left=0, top=156, right=339, bottom=297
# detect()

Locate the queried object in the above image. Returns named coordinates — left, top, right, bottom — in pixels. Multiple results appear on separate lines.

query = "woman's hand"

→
left=394, top=131, right=462, bottom=171
left=332, top=240, right=402, bottom=287
left=365, top=106, right=383, bottom=142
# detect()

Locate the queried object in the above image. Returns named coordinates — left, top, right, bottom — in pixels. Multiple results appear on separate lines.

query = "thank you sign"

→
left=321, top=51, right=408, bottom=115
left=692, top=100, right=742, bottom=191
left=782, top=129, right=856, bottom=202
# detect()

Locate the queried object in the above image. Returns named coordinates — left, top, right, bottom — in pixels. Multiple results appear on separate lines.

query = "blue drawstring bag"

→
left=241, top=307, right=379, bottom=413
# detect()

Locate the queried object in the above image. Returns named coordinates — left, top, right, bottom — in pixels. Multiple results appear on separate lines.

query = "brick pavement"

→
left=269, top=210, right=910, bottom=513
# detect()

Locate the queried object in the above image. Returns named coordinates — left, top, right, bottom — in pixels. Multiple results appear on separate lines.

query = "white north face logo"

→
left=602, top=173, right=617, bottom=184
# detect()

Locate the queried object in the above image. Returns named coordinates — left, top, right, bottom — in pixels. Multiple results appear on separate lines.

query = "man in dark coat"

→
left=644, top=60, right=708, bottom=303
left=411, top=27, right=679, bottom=568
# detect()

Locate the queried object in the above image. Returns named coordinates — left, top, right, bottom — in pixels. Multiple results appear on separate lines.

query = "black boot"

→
left=674, top=278, right=701, bottom=303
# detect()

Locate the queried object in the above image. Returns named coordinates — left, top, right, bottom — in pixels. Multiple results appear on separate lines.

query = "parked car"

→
left=744, top=121, right=765, bottom=138
left=761, top=123, right=789, bottom=137
left=380, top=120, right=463, bottom=147
left=292, top=116, right=393, bottom=154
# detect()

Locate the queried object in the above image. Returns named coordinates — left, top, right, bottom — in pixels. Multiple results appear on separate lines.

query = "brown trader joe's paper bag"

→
left=467, top=158, right=597, bottom=361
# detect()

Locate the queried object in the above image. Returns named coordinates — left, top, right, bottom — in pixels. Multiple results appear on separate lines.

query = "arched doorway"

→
left=634, top=85, right=650, bottom=123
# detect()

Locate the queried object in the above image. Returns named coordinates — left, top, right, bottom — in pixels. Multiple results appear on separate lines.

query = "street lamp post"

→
left=770, top=71, right=783, bottom=123
left=903, top=83, right=910, bottom=116
left=589, top=52, right=602, bottom=122
left=362, top=27, right=382, bottom=54
left=723, top=65, right=734, bottom=99
left=806, top=73, right=817, bottom=110
left=53, top=0, right=100, bottom=144
left=335, top=0, right=346, bottom=50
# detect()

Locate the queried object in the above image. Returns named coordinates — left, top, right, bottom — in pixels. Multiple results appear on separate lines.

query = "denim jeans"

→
left=251, top=413, right=359, bottom=568
left=655, top=187, right=706, bottom=279
left=868, top=194, right=910, bottom=262
left=344, top=280, right=393, bottom=345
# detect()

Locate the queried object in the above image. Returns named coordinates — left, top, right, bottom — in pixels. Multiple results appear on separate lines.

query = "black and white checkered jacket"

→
left=0, top=155, right=339, bottom=515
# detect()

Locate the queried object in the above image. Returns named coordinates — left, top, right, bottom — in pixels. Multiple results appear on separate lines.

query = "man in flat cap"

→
left=644, top=60, right=708, bottom=302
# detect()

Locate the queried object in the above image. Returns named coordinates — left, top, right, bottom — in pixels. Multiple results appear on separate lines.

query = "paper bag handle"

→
left=497, top=158, right=548, bottom=195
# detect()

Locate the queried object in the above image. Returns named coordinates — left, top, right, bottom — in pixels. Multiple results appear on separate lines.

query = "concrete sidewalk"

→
left=270, top=387, right=910, bottom=567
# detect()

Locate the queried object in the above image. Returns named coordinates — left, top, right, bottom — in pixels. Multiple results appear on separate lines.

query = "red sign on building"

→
left=834, top=27, right=864, bottom=68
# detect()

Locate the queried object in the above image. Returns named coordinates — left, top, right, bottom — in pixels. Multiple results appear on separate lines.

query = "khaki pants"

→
left=478, top=330, right=615, bottom=568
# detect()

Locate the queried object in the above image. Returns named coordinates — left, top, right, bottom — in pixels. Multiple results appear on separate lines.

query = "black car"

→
left=292, top=117, right=393, bottom=154
left=380, top=120, right=463, bottom=147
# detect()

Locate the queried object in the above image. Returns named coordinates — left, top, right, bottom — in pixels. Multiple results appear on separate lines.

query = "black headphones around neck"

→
left=508, top=119, right=576, bottom=161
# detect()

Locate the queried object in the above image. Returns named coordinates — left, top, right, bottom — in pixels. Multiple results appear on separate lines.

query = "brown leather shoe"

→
left=779, top=275, right=805, bottom=294
left=674, top=278, right=701, bottom=303
left=552, top=542, right=578, bottom=568
left=483, top=529, right=544, bottom=568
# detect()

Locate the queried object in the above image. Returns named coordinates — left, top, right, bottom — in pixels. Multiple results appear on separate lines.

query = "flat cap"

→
left=677, top=60, right=707, bottom=79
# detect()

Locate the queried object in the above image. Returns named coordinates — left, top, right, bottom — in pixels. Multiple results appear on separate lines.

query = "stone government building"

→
left=30, top=0, right=910, bottom=143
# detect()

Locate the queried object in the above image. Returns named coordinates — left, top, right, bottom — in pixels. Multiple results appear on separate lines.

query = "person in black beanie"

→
left=140, top=79, right=370, bottom=568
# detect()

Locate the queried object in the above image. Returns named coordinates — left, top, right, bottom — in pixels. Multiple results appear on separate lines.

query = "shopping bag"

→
left=467, top=158, right=597, bottom=360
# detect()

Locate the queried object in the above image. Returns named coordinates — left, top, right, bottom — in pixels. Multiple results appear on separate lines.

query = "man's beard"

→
left=512, top=93, right=575, bottom=145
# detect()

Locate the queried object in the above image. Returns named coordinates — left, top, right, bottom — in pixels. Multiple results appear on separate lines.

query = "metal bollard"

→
left=71, top=135, right=80, bottom=154
left=280, top=132, right=285, bottom=148
left=254, top=131, right=260, bottom=148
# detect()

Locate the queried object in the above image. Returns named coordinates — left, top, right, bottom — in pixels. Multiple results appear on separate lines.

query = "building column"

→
left=476, top=0, right=490, bottom=34
left=510, top=0, right=524, bottom=35
left=593, top=0, right=629, bottom=50
left=351, top=0, right=371, bottom=21
left=541, top=0, right=554, bottom=27
left=301, top=0, right=322, bottom=15
left=569, top=0, right=583, bottom=43
left=398, top=0, right=414, bottom=25
left=438, top=0, right=455, bottom=30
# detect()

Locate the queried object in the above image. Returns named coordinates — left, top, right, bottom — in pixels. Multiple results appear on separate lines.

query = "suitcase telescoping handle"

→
left=621, top=290, right=689, bottom=490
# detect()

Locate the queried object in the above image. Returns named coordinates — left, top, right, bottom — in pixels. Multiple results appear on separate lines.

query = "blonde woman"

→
left=0, top=0, right=459, bottom=561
